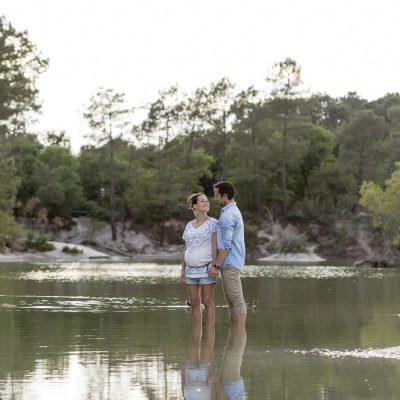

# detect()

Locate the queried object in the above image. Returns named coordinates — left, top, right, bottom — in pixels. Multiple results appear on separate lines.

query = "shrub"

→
left=276, top=233, right=308, bottom=253
left=24, top=231, right=55, bottom=252
left=269, top=223, right=308, bottom=253
left=0, top=212, right=23, bottom=248
left=62, top=246, right=83, bottom=255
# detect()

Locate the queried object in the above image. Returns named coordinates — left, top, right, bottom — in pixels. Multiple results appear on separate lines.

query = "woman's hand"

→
left=180, top=270, right=186, bottom=283
left=208, top=265, right=220, bottom=278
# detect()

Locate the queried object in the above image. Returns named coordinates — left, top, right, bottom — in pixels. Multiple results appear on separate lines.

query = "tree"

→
left=230, top=87, right=265, bottom=213
left=43, top=130, right=71, bottom=147
left=298, top=125, right=336, bottom=199
left=207, top=77, right=236, bottom=179
left=179, top=87, right=213, bottom=190
left=266, top=58, right=303, bottom=215
left=360, top=162, right=400, bottom=250
left=338, top=110, right=388, bottom=193
left=84, top=88, right=131, bottom=240
left=8, top=133, right=43, bottom=207
left=31, top=146, right=84, bottom=219
left=386, top=103, right=400, bottom=167
left=0, top=16, right=48, bottom=130
left=0, top=137, right=20, bottom=212
left=142, top=85, right=182, bottom=147
left=303, top=94, right=346, bottom=131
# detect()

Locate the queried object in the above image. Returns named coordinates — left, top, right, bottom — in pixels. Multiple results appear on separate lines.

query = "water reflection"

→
left=182, top=325, right=246, bottom=400
left=219, top=326, right=246, bottom=400
left=182, top=324, right=216, bottom=399
left=3, top=262, right=400, bottom=399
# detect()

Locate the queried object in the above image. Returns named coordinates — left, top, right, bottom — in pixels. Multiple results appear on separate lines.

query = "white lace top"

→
left=182, top=218, right=218, bottom=269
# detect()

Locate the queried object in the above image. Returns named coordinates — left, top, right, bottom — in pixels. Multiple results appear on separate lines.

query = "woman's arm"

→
left=180, top=244, right=186, bottom=283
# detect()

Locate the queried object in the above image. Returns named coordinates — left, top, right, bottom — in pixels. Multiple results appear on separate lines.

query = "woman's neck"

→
left=196, top=212, right=208, bottom=223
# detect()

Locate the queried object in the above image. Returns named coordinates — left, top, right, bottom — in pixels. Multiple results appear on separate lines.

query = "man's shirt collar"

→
left=221, top=201, right=236, bottom=212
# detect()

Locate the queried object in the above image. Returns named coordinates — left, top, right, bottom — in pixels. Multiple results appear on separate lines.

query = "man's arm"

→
left=214, top=249, right=229, bottom=268
left=209, top=212, right=235, bottom=276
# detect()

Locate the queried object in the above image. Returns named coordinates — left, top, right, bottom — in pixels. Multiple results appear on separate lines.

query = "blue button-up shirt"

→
left=217, top=202, right=246, bottom=271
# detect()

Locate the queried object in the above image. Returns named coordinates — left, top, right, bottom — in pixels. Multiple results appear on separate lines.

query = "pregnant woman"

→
left=181, top=193, right=218, bottom=325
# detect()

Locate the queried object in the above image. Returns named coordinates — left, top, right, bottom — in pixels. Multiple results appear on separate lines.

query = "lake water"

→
left=1, top=261, right=400, bottom=399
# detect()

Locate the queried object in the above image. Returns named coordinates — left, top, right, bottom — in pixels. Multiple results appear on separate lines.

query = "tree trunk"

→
left=108, top=131, right=117, bottom=241
left=252, top=128, right=261, bottom=214
left=281, top=107, right=288, bottom=216
left=159, top=220, right=165, bottom=246
left=220, top=111, right=227, bottom=180
left=301, top=165, right=309, bottom=199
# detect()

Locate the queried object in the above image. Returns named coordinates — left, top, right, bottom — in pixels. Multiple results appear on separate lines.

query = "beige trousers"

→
left=220, top=264, right=247, bottom=316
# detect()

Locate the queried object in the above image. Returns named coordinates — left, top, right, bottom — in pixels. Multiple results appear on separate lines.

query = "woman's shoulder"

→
left=185, top=219, right=196, bottom=227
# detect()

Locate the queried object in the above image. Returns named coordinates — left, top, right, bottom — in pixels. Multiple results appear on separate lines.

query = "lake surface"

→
left=1, top=261, right=400, bottom=399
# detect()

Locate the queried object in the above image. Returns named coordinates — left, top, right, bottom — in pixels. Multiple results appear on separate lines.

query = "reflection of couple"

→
left=182, top=324, right=246, bottom=400
left=180, top=181, right=247, bottom=327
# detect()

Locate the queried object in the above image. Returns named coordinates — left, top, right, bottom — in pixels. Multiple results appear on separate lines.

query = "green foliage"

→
left=24, top=231, right=55, bottom=252
left=187, top=148, right=214, bottom=191
left=298, top=126, right=335, bottom=186
left=0, top=16, right=48, bottom=123
left=0, top=212, right=23, bottom=247
left=339, top=109, right=388, bottom=188
left=85, top=218, right=107, bottom=241
left=360, top=162, right=400, bottom=248
left=0, top=139, right=20, bottom=212
left=270, top=223, right=308, bottom=253
left=31, top=146, right=84, bottom=218
left=7, top=134, right=43, bottom=205
left=85, top=201, right=108, bottom=220
left=2, top=22, right=400, bottom=241
left=306, top=157, right=352, bottom=214
left=62, top=246, right=83, bottom=255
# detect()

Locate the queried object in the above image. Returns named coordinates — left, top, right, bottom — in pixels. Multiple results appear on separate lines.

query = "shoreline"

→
left=0, top=241, right=184, bottom=263
left=0, top=241, right=332, bottom=265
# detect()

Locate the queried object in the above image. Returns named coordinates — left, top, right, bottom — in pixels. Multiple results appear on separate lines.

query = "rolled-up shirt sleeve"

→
left=217, top=212, right=235, bottom=250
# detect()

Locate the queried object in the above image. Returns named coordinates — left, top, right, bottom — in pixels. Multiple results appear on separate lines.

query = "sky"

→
left=2, top=0, right=400, bottom=152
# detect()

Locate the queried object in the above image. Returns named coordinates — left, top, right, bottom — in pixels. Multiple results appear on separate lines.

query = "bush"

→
left=269, top=223, right=308, bottom=253
left=81, top=239, right=97, bottom=246
left=0, top=212, right=23, bottom=248
left=244, top=223, right=259, bottom=252
left=62, top=246, right=83, bottom=255
left=276, top=233, right=308, bottom=253
left=24, top=231, right=55, bottom=252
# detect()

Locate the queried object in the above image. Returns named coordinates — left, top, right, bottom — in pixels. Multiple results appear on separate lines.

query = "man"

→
left=209, top=181, right=247, bottom=326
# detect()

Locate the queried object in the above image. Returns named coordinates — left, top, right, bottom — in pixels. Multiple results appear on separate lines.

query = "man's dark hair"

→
left=214, top=181, right=235, bottom=200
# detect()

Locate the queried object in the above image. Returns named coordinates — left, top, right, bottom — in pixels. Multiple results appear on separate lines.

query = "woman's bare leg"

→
left=187, top=284, right=202, bottom=325
left=201, top=284, right=215, bottom=325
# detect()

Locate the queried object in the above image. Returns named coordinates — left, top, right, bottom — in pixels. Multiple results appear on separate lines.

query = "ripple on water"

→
left=243, top=265, right=393, bottom=279
left=0, top=295, right=187, bottom=312
left=15, top=263, right=180, bottom=282
left=292, top=346, right=400, bottom=360
left=10, top=262, right=395, bottom=282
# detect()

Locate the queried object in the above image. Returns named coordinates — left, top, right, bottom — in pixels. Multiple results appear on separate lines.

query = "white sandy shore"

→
left=0, top=241, right=119, bottom=263
left=258, top=252, right=326, bottom=262
left=0, top=241, right=184, bottom=263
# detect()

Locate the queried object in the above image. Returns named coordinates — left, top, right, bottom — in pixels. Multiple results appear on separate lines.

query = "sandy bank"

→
left=0, top=241, right=121, bottom=263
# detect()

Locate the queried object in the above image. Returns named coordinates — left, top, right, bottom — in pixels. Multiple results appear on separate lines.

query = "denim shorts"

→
left=185, top=275, right=216, bottom=285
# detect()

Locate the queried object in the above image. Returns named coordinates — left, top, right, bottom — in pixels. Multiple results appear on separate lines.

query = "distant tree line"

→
left=1, top=15, right=400, bottom=250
